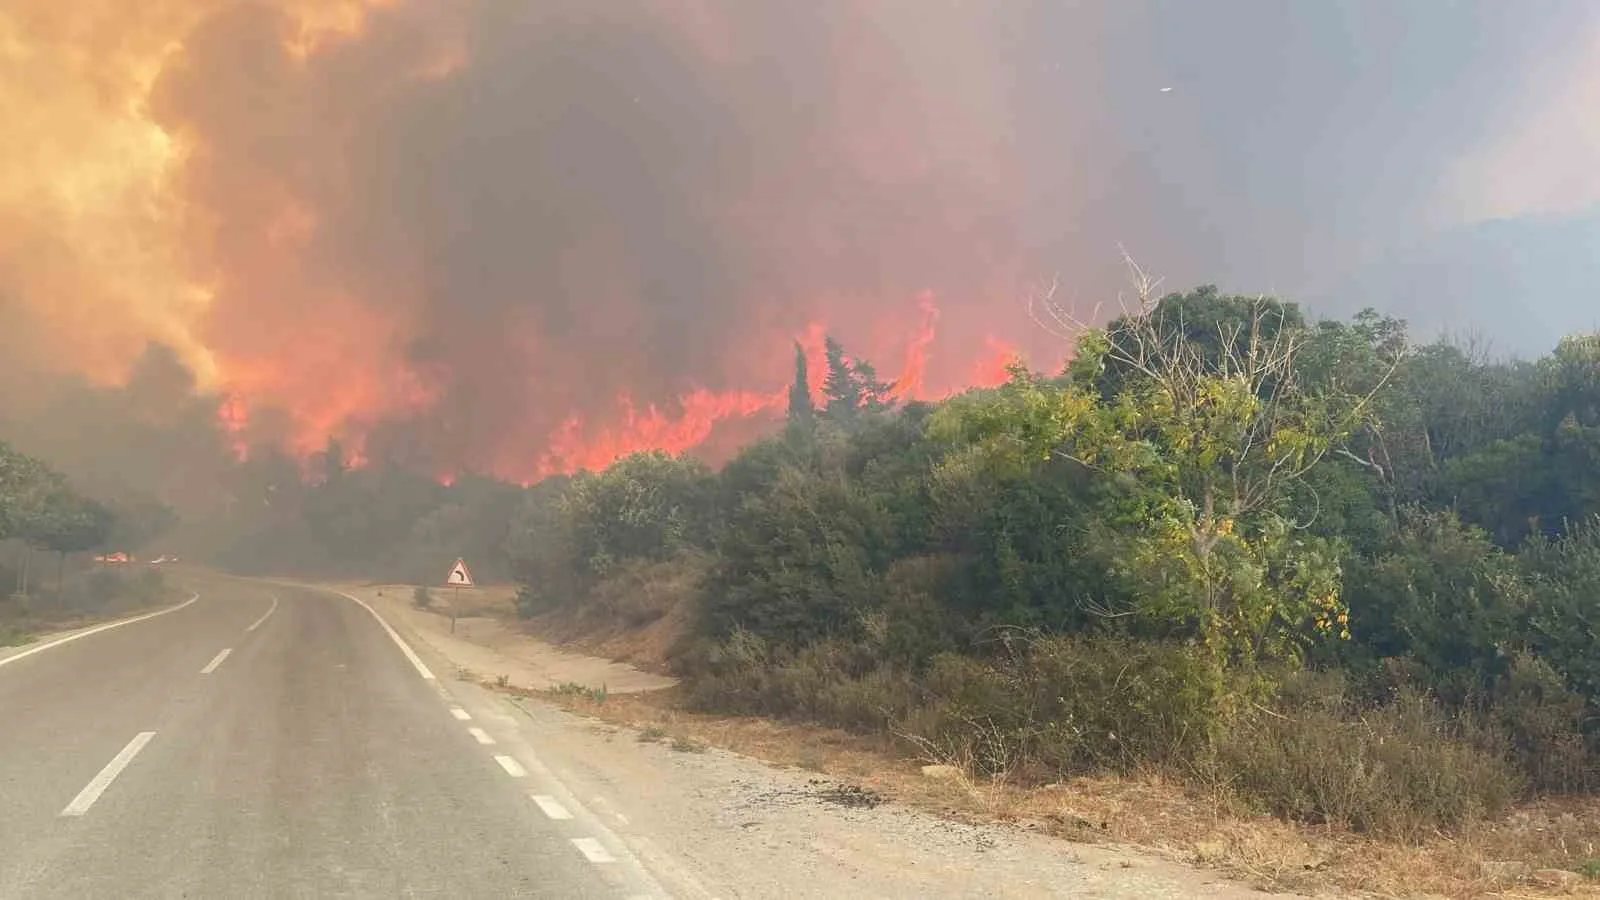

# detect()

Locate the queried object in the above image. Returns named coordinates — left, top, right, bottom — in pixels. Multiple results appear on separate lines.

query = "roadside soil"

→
left=352, top=583, right=675, bottom=693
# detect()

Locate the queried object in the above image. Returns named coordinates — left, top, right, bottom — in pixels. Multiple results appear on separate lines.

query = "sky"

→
left=2, top=0, right=1597, bottom=482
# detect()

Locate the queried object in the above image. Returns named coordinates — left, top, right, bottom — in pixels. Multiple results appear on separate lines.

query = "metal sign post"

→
left=444, top=558, right=474, bottom=635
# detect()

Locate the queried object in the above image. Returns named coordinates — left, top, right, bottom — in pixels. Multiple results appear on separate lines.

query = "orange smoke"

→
left=217, top=393, right=250, bottom=461
left=3, top=1, right=1066, bottom=484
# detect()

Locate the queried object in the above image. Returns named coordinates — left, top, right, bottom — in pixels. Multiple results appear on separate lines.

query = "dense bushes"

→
left=504, top=285, right=1600, bottom=839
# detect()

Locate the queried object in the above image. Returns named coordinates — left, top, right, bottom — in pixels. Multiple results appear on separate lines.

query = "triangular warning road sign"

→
left=445, top=558, right=474, bottom=587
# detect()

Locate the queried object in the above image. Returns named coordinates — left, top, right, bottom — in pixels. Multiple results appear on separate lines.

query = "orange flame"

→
left=4, top=1, right=1066, bottom=488
left=973, top=337, right=1023, bottom=386
left=532, top=387, right=787, bottom=478
left=888, top=290, right=940, bottom=403
left=217, top=393, right=250, bottom=461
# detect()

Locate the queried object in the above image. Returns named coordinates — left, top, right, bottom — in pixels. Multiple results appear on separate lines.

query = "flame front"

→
left=2, top=1, right=1065, bottom=482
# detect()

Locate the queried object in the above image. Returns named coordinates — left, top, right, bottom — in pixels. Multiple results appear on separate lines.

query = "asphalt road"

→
left=0, top=577, right=659, bottom=899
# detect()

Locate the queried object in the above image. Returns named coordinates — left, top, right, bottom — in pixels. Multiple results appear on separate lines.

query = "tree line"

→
left=501, top=280, right=1600, bottom=839
left=0, top=441, right=117, bottom=595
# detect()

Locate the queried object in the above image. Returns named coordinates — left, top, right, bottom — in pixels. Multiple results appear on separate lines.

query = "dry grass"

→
left=518, top=557, right=704, bottom=673
left=413, top=583, right=519, bottom=618
left=504, top=681, right=1600, bottom=899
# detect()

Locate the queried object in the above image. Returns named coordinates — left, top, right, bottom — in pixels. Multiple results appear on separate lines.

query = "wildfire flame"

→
left=3, top=1, right=1062, bottom=486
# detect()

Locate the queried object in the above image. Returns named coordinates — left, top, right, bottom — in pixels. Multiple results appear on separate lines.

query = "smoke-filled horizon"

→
left=4, top=1, right=1599, bottom=486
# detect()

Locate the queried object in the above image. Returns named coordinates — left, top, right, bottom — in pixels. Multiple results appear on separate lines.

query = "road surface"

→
left=0, top=577, right=663, bottom=899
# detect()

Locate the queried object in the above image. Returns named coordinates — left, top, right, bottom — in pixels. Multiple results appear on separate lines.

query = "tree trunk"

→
left=56, top=551, right=65, bottom=601
left=18, top=547, right=30, bottom=597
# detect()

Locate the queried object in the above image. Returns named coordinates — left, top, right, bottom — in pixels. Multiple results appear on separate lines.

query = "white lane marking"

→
left=494, top=755, right=527, bottom=777
left=532, top=794, right=573, bottom=820
left=0, top=594, right=199, bottom=672
left=199, top=648, right=233, bottom=674
left=449, top=707, right=472, bottom=721
left=467, top=727, right=495, bottom=745
left=61, top=732, right=156, bottom=817
left=571, top=838, right=616, bottom=864
left=335, top=591, right=435, bottom=681
left=245, top=593, right=279, bottom=633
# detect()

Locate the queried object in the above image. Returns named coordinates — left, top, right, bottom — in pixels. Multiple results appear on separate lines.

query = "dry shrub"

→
left=678, top=628, right=921, bottom=733
left=899, top=636, right=1225, bottom=781
left=585, top=553, right=709, bottom=629
left=1482, top=654, right=1597, bottom=795
left=683, top=631, right=1225, bottom=784
left=1215, top=670, right=1523, bottom=842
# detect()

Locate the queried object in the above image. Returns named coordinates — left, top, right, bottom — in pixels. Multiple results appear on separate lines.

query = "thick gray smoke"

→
left=2, top=0, right=1595, bottom=490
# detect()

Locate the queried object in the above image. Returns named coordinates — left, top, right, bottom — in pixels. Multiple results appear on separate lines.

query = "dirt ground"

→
left=352, top=583, right=676, bottom=694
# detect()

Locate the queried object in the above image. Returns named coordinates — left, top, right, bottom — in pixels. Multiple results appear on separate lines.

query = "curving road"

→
left=0, top=577, right=662, bottom=899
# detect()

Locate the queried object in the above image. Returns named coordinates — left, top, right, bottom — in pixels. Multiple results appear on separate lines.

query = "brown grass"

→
left=518, top=557, right=704, bottom=673
left=498, top=681, right=1600, bottom=899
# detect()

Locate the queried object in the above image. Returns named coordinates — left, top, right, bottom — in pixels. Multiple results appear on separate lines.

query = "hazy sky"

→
left=2, top=1, right=1597, bottom=478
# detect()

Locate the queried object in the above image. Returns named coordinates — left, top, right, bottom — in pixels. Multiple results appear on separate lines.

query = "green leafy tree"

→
left=29, top=490, right=115, bottom=597
left=787, top=341, right=813, bottom=426
left=957, top=270, right=1398, bottom=668
left=1341, top=509, right=1529, bottom=699
left=821, top=337, right=892, bottom=422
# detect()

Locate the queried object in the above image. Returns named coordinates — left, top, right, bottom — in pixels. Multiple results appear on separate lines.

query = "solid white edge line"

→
left=571, top=837, right=616, bottom=864
left=61, top=731, right=156, bottom=816
left=531, top=794, right=573, bottom=820
left=449, top=707, right=472, bottom=721
left=494, top=755, right=527, bottom=777
left=245, top=593, right=279, bottom=632
left=334, top=591, right=436, bottom=680
left=199, top=648, right=232, bottom=674
left=0, top=593, right=199, bottom=672
left=467, top=726, right=495, bottom=745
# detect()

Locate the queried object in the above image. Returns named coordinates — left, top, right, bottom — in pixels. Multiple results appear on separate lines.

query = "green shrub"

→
left=1522, top=521, right=1600, bottom=703
left=412, top=585, right=433, bottom=609
left=1216, top=670, right=1522, bottom=841
left=701, top=465, right=895, bottom=650
left=1340, top=509, right=1529, bottom=702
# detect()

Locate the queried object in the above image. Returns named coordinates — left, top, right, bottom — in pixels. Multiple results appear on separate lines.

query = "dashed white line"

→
left=199, top=646, right=233, bottom=669
left=531, top=794, right=573, bottom=820
left=467, top=727, right=495, bottom=745
left=61, top=732, right=156, bottom=817
left=494, top=755, right=527, bottom=777
left=0, top=594, right=199, bottom=672
left=199, top=648, right=233, bottom=674
left=245, top=593, right=279, bottom=632
left=449, top=707, right=472, bottom=721
left=571, top=838, right=616, bottom=864
left=335, top=591, right=436, bottom=681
